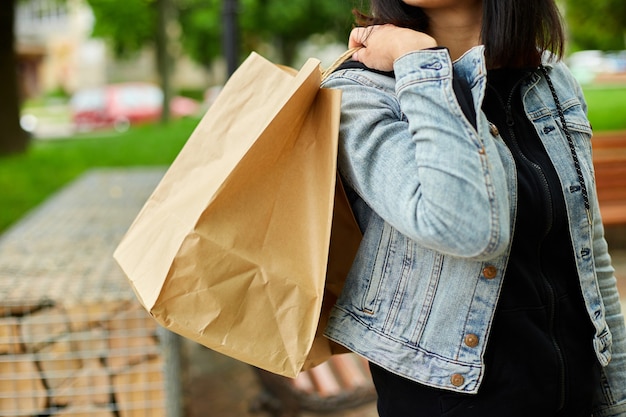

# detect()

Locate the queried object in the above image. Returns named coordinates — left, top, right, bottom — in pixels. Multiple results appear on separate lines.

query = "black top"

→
left=480, top=68, right=599, bottom=413
left=334, top=59, right=601, bottom=412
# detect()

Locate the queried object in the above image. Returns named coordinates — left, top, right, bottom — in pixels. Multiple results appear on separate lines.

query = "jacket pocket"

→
left=361, top=221, right=395, bottom=314
left=359, top=221, right=447, bottom=345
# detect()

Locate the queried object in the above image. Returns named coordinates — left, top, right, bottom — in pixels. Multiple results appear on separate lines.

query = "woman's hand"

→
left=349, top=25, right=438, bottom=71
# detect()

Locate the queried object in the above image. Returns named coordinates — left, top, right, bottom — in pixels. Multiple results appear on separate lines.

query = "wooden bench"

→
left=251, top=353, right=376, bottom=417
left=592, top=131, right=626, bottom=226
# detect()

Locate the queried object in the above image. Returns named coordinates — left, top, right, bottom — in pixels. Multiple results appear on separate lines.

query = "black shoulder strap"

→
left=334, top=60, right=395, bottom=78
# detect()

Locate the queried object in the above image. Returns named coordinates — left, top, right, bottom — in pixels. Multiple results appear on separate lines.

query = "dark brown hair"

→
left=353, top=0, right=565, bottom=68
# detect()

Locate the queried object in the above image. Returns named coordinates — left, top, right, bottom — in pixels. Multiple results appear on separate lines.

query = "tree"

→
left=156, top=0, right=176, bottom=121
left=177, top=0, right=353, bottom=70
left=0, top=0, right=30, bottom=155
left=177, top=0, right=222, bottom=71
left=566, top=0, right=626, bottom=51
left=239, top=0, right=354, bottom=65
left=90, top=0, right=354, bottom=77
left=87, top=0, right=156, bottom=55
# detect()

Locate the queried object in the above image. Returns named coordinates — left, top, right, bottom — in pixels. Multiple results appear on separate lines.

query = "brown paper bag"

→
left=113, top=52, right=361, bottom=377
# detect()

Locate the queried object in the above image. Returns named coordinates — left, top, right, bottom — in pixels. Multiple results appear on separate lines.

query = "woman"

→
left=321, top=0, right=626, bottom=416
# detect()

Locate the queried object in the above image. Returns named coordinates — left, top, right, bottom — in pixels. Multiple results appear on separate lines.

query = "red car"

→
left=70, top=82, right=199, bottom=132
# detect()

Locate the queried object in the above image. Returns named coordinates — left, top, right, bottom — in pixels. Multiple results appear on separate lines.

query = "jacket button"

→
left=489, top=123, right=499, bottom=137
left=483, top=265, right=498, bottom=279
left=451, top=374, right=465, bottom=387
left=464, top=334, right=479, bottom=348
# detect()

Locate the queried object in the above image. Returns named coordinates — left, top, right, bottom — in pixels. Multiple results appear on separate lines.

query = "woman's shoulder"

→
left=539, top=51, right=586, bottom=97
left=541, top=51, right=577, bottom=80
left=322, top=60, right=397, bottom=93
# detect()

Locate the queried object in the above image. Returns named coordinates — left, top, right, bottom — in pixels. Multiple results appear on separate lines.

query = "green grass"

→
left=583, top=85, right=626, bottom=132
left=0, top=117, right=199, bottom=233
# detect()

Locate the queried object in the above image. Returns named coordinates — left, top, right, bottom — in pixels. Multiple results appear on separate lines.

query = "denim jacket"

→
left=321, top=46, right=626, bottom=416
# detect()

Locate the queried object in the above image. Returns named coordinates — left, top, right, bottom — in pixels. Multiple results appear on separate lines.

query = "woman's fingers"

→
left=348, top=26, right=373, bottom=49
left=347, top=25, right=437, bottom=70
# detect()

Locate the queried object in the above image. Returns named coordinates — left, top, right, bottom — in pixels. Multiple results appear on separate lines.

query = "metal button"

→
left=489, top=123, right=499, bottom=137
left=464, top=334, right=479, bottom=348
left=483, top=265, right=498, bottom=279
left=451, top=374, right=465, bottom=387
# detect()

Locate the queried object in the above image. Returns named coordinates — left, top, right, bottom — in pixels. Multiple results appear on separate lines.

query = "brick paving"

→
left=0, top=168, right=164, bottom=306
left=0, top=168, right=623, bottom=417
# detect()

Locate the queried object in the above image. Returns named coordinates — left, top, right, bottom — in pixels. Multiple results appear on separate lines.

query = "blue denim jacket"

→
left=321, top=46, right=626, bottom=416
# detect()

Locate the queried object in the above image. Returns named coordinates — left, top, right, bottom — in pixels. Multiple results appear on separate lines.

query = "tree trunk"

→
left=222, top=0, right=239, bottom=77
left=0, top=0, right=30, bottom=155
left=156, top=0, right=173, bottom=123
left=279, top=37, right=298, bottom=67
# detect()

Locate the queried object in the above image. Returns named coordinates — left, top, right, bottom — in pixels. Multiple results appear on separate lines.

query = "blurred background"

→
left=0, top=0, right=625, bottom=232
left=0, top=1, right=624, bottom=416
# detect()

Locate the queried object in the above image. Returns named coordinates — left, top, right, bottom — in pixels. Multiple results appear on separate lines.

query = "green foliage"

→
left=241, top=0, right=352, bottom=40
left=87, top=0, right=158, bottom=56
left=239, top=0, right=354, bottom=64
left=177, top=0, right=355, bottom=67
left=566, top=0, right=626, bottom=51
left=177, top=87, right=206, bottom=101
left=87, top=0, right=355, bottom=68
left=177, top=0, right=222, bottom=68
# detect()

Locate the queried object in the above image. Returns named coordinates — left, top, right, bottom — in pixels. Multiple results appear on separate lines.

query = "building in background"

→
left=14, top=0, right=207, bottom=101
left=15, top=0, right=106, bottom=99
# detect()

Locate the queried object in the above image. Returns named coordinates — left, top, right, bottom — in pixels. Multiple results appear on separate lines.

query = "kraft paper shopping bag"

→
left=114, top=52, right=361, bottom=377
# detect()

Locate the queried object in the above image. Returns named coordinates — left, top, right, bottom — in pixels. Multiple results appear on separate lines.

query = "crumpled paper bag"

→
left=114, top=52, right=361, bottom=377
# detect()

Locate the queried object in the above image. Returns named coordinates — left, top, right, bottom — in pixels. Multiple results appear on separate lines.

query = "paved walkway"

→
left=0, top=168, right=164, bottom=306
left=0, top=168, right=623, bottom=417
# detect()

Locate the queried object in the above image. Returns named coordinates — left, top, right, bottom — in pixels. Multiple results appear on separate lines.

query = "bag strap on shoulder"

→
left=321, top=48, right=361, bottom=81
left=321, top=47, right=395, bottom=81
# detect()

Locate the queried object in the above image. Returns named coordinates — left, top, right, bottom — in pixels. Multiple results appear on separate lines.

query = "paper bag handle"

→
left=321, top=47, right=361, bottom=82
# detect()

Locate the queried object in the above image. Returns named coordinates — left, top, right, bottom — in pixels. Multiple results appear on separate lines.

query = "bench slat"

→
left=307, top=361, right=344, bottom=398
left=292, top=371, right=316, bottom=394
left=592, top=132, right=626, bottom=226
left=329, top=354, right=371, bottom=390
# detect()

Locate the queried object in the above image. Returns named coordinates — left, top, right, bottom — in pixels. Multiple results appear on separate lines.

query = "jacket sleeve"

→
left=584, top=92, right=626, bottom=416
left=559, top=59, right=626, bottom=417
left=591, top=214, right=626, bottom=416
left=322, top=47, right=511, bottom=259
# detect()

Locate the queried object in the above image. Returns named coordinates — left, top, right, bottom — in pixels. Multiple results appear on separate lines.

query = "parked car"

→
left=70, top=82, right=200, bottom=132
